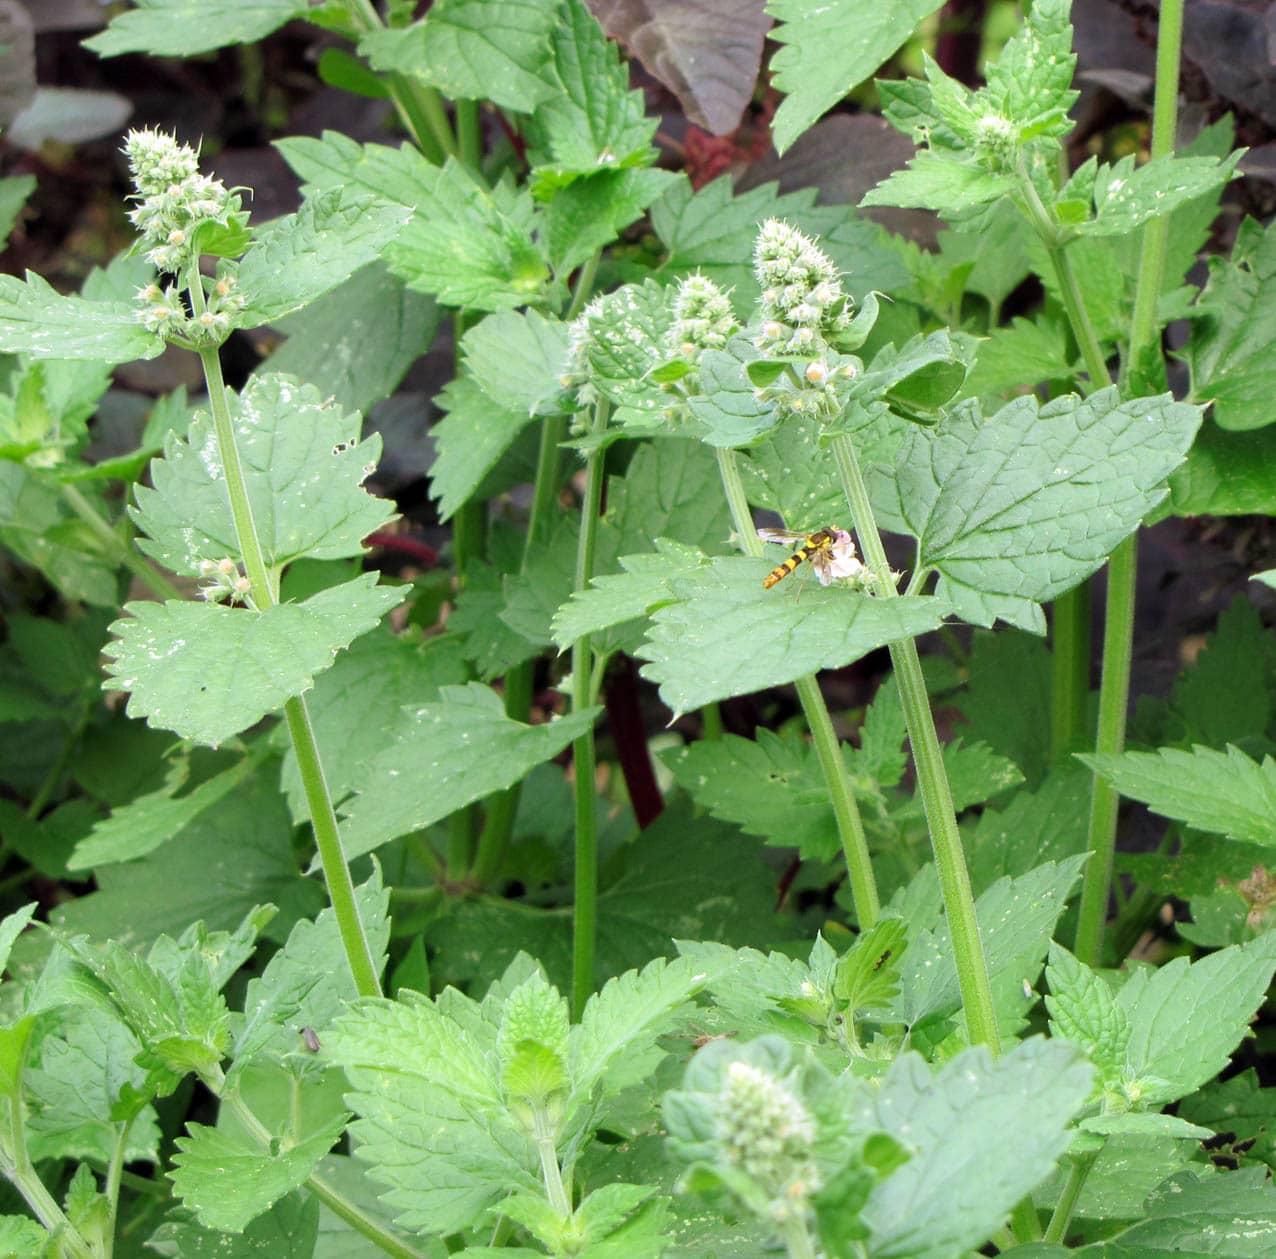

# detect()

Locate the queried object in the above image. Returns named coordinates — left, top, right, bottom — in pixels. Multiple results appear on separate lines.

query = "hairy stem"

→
left=714, top=447, right=880, bottom=928
left=571, top=401, right=609, bottom=1017
left=197, top=344, right=381, bottom=998
left=1075, top=0, right=1184, bottom=967
left=831, top=433, right=998, bottom=1049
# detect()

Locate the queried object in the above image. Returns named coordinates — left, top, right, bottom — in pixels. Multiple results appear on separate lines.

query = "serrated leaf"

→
left=550, top=541, right=709, bottom=651
left=278, top=630, right=468, bottom=822
left=461, top=309, right=571, bottom=416
left=897, top=388, right=1202, bottom=629
left=982, top=0, right=1077, bottom=139
left=543, top=167, right=676, bottom=275
left=1115, top=934, right=1276, bottom=1105
left=358, top=0, right=560, bottom=113
left=1080, top=1112, right=1211, bottom=1139
left=430, top=376, right=535, bottom=523
left=964, top=316, right=1075, bottom=398
left=636, top=556, right=948, bottom=713
left=0, top=904, right=35, bottom=976
left=324, top=997, right=538, bottom=1235
left=277, top=135, right=546, bottom=311
left=767, top=0, right=945, bottom=155
left=85, top=0, right=307, bottom=57
left=525, top=0, right=658, bottom=192
left=171, top=1112, right=346, bottom=1233
left=894, top=855, right=1089, bottom=1027
left=1044, top=943, right=1130, bottom=1088
left=685, top=338, right=781, bottom=448
left=237, top=189, right=411, bottom=326
left=1101, top=1168, right=1276, bottom=1255
left=1187, top=215, right=1276, bottom=432
left=266, top=263, right=439, bottom=417
left=863, top=1039, right=1091, bottom=1258
left=0, top=175, right=35, bottom=250
left=69, top=756, right=253, bottom=869
left=861, top=150, right=1016, bottom=215
left=1072, top=151, right=1242, bottom=238
left=661, top=729, right=841, bottom=861
left=146, top=1192, right=319, bottom=1259
left=568, top=955, right=714, bottom=1111
left=337, top=683, right=599, bottom=859
left=103, top=573, right=401, bottom=747
left=1083, top=744, right=1276, bottom=847
left=234, top=868, right=389, bottom=1068
left=132, top=373, right=394, bottom=576
left=0, top=272, right=162, bottom=363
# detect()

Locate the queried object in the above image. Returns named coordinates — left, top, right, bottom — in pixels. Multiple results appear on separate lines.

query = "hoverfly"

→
left=757, top=526, right=866, bottom=590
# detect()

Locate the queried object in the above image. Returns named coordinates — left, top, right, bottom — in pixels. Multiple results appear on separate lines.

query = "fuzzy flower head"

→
left=123, top=129, right=241, bottom=277
left=752, top=219, right=854, bottom=358
left=715, top=1059, right=821, bottom=1218
left=666, top=274, right=739, bottom=363
left=197, top=557, right=253, bottom=606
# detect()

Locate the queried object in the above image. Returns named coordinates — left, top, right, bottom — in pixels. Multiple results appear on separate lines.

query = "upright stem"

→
left=571, top=402, right=609, bottom=1018
left=713, top=447, right=880, bottom=928
left=198, top=345, right=381, bottom=998
left=1050, top=584, right=1090, bottom=760
left=1044, top=1151, right=1098, bottom=1244
left=830, top=434, right=998, bottom=1050
left=1075, top=0, right=1184, bottom=967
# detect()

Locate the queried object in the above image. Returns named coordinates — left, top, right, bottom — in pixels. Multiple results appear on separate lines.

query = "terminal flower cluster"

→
left=123, top=129, right=247, bottom=347
left=666, top=273, right=739, bottom=363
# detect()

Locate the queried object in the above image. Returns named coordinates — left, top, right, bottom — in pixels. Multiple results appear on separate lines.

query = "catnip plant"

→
left=0, top=0, right=1275, bottom=1255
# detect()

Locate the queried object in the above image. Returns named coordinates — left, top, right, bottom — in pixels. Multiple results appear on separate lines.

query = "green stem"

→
left=215, top=1077, right=428, bottom=1259
left=103, top=1115, right=136, bottom=1255
left=570, top=402, right=609, bottom=1018
left=700, top=702, right=723, bottom=740
left=1044, top=1151, right=1098, bottom=1244
left=197, top=343, right=381, bottom=998
left=713, top=447, right=879, bottom=928
left=533, top=1111, right=571, bottom=1216
left=1075, top=0, right=1184, bottom=967
left=1050, top=584, right=1090, bottom=760
left=455, top=98, right=480, bottom=169
left=830, top=434, right=998, bottom=1049
left=778, top=1215, right=818, bottom=1259
left=61, top=482, right=183, bottom=601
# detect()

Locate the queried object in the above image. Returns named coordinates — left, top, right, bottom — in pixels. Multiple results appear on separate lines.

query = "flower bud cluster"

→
left=973, top=112, right=1016, bottom=170
left=751, top=220, right=861, bottom=420
left=198, top=557, right=253, bottom=605
left=123, top=130, right=247, bottom=347
left=666, top=274, right=739, bottom=363
left=715, top=1060, right=821, bottom=1219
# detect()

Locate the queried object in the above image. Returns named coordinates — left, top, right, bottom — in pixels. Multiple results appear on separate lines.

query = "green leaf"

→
left=237, top=188, right=409, bottom=326
left=84, top=0, right=307, bottom=57
left=171, top=1113, right=346, bottom=1233
left=461, top=309, right=571, bottom=417
left=1177, top=1069, right=1276, bottom=1173
left=324, top=995, right=538, bottom=1235
left=103, top=573, right=401, bottom=747
left=897, top=389, right=1202, bottom=630
left=278, top=135, right=546, bottom=311
left=1187, top=215, right=1276, bottom=432
left=767, top=0, right=945, bottom=154
left=234, top=868, right=389, bottom=1069
left=1044, top=943, right=1130, bottom=1091
left=147, top=1193, right=320, bottom=1259
left=1100, top=1169, right=1276, bottom=1256
left=1083, top=744, right=1276, bottom=847
left=69, top=756, right=255, bottom=869
left=1071, top=151, right=1242, bottom=238
left=0, top=175, right=35, bottom=249
left=0, top=272, right=162, bottom=363
left=662, top=729, right=840, bottom=861
left=894, top=855, right=1089, bottom=1027
left=279, top=630, right=468, bottom=822
left=1117, top=934, right=1276, bottom=1105
left=982, top=0, right=1077, bottom=140
left=964, top=316, right=1074, bottom=398
left=430, top=376, right=535, bottom=523
left=525, top=0, right=658, bottom=193
left=863, top=1039, right=1091, bottom=1257
left=25, top=1005, right=161, bottom=1166
left=54, top=767, right=319, bottom=948
left=0, top=903, right=36, bottom=975
left=1169, top=417, right=1276, bottom=516
left=550, top=541, right=709, bottom=651
left=0, top=1217, right=48, bottom=1259
left=133, top=373, right=395, bottom=576
left=542, top=167, right=676, bottom=275
left=686, top=338, right=781, bottom=448
left=266, top=263, right=438, bottom=416
left=636, top=556, right=948, bottom=714
left=337, top=683, right=599, bottom=859
left=358, top=0, right=560, bottom=113
left=861, top=150, right=1016, bottom=215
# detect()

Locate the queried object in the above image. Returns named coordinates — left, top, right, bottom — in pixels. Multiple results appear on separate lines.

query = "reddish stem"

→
left=604, top=655, right=664, bottom=829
